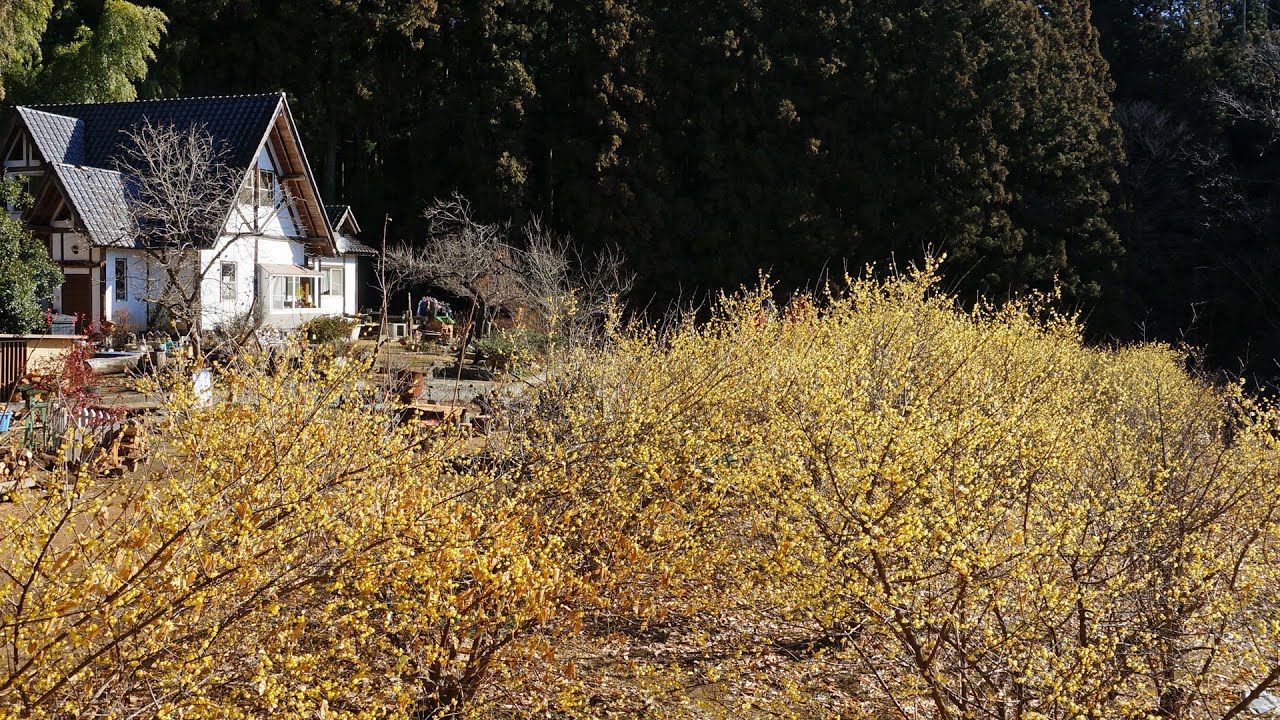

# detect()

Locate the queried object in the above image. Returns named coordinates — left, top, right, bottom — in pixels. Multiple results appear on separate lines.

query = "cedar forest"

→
left=6, top=0, right=1280, bottom=378
left=6, top=2, right=1280, bottom=720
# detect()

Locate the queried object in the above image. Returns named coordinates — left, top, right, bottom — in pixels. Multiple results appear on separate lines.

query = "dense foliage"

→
left=1093, top=0, right=1280, bottom=381
left=299, top=314, right=356, bottom=344
left=87, top=0, right=1272, bottom=379
left=0, top=180, right=61, bottom=333
left=3, top=267, right=1279, bottom=718
left=143, top=0, right=1122, bottom=305
left=0, top=0, right=166, bottom=102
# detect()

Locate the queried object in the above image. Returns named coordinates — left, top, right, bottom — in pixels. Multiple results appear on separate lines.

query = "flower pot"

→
left=395, top=370, right=424, bottom=403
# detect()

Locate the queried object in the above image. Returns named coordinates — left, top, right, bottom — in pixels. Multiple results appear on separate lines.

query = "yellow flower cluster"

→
left=1, top=262, right=1277, bottom=719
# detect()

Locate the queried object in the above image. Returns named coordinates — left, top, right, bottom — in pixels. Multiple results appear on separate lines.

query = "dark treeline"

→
left=10, top=0, right=1280, bottom=379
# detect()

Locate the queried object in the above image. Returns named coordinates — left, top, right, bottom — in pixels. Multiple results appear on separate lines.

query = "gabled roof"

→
left=7, top=93, right=337, bottom=253
left=48, top=163, right=137, bottom=247
left=325, top=204, right=357, bottom=233
left=325, top=204, right=376, bottom=255
left=25, top=94, right=281, bottom=170
left=16, top=108, right=85, bottom=165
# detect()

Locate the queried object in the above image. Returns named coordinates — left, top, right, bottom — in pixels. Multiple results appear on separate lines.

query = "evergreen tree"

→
left=1090, top=0, right=1280, bottom=377
left=548, top=0, right=1122, bottom=302
left=153, top=0, right=1123, bottom=310
left=0, top=182, right=61, bottom=334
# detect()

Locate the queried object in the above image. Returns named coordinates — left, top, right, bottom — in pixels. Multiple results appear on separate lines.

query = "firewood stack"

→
left=0, top=447, right=35, bottom=479
left=91, top=420, right=149, bottom=477
left=0, top=447, right=38, bottom=500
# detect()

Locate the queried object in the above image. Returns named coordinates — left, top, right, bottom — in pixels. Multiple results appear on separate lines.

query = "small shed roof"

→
left=324, top=204, right=377, bottom=255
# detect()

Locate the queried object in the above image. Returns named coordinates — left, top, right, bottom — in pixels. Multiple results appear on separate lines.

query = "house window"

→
left=320, top=267, right=344, bottom=297
left=220, top=262, right=237, bottom=301
left=3, top=136, right=39, bottom=168
left=4, top=138, right=24, bottom=165
left=114, top=258, right=128, bottom=301
left=256, top=168, right=276, bottom=207
left=238, top=167, right=278, bottom=208
left=269, top=275, right=316, bottom=310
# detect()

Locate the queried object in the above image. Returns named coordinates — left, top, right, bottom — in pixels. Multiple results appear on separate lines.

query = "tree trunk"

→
left=323, top=31, right=340, bottom=200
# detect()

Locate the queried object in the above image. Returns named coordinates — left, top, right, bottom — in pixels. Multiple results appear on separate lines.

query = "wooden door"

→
left=61, top=274, right=92, bottom=330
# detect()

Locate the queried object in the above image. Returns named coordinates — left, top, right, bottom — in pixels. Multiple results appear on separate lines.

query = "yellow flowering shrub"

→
left=1, top=263, right=1277, bottom=719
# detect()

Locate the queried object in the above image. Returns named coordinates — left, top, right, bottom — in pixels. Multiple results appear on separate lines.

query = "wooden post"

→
left=378, top=214, right=391, bottom=341
left=451, top=301, right=476, bottom=409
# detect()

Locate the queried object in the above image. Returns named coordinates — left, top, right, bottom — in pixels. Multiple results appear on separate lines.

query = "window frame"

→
left=114, top=258, right=128, bottom=301
left=220, top=261, right=237, bottom=302
left=320, top=266, right=345, bottom=298
left=256, top=167, right=277, bottom=208
left=3, top=171, right=44, bottom=213
left=269, top=275, right=317, bottom=311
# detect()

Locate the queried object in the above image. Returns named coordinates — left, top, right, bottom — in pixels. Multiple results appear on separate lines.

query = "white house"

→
left=2, top=92, right=374, bottom=332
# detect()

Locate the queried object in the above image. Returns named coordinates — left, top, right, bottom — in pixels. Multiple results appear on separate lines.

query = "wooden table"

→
left=406, top=402, right=467, bottom=426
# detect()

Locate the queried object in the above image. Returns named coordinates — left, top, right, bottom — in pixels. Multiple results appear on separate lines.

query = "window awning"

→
left=259, top=263, right=321, bottom=277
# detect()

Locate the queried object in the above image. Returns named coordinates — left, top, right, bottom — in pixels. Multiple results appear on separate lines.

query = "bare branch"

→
left=1214, top=41, right=1280, bottom=142
left=382, top=194, right=633, bottom=342
left=113, top=120, right=295, bottom=350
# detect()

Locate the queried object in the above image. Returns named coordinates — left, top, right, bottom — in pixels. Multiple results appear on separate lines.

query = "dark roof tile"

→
left=324, top=204, right=349, bottom=228
left=28, top=93, right=282, bottom=171
left=51, top=163, right=137, bottom=247
left=17, top=108, right=85, bottom=164
left=338, top=234, right=377, bottom=255
left=324, top=204, right=375, bottom=254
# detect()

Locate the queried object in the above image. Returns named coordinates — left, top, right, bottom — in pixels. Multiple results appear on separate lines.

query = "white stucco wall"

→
left=103, top=249, right=150, bottom=329
left=87, top=237, right=341, bottom=333
left=198, top=234, right=317, bottom=330
left=67, top=134, right=357, bottom=333
left=315, top=256, right=360, bottom=316
left=345, top=256, right=360, bottom=315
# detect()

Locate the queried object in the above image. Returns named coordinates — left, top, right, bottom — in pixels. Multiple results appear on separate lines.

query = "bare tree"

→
left=1214, top=41, right=1280, bottom=138
left=382, top=194, right=523, bottom=338
left=519, top=217, right=633, bottom=345
left=383, top=194, right=633, bottom=346
left=115, top=120, right=293, bottom=348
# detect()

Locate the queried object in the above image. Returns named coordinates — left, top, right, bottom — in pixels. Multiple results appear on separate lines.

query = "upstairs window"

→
left=239, top=145, right=282, bottom=209
left=3, top=172, right=43, bottom=214
left=256, top=168, right=277, bottom=207
left=4, top=138, right=24, bottom=165
left=238, top=172, right=254, bottom=204
left=3, top=135, right=41, bottom=169
left=238, top=168, right=278, bottom=207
